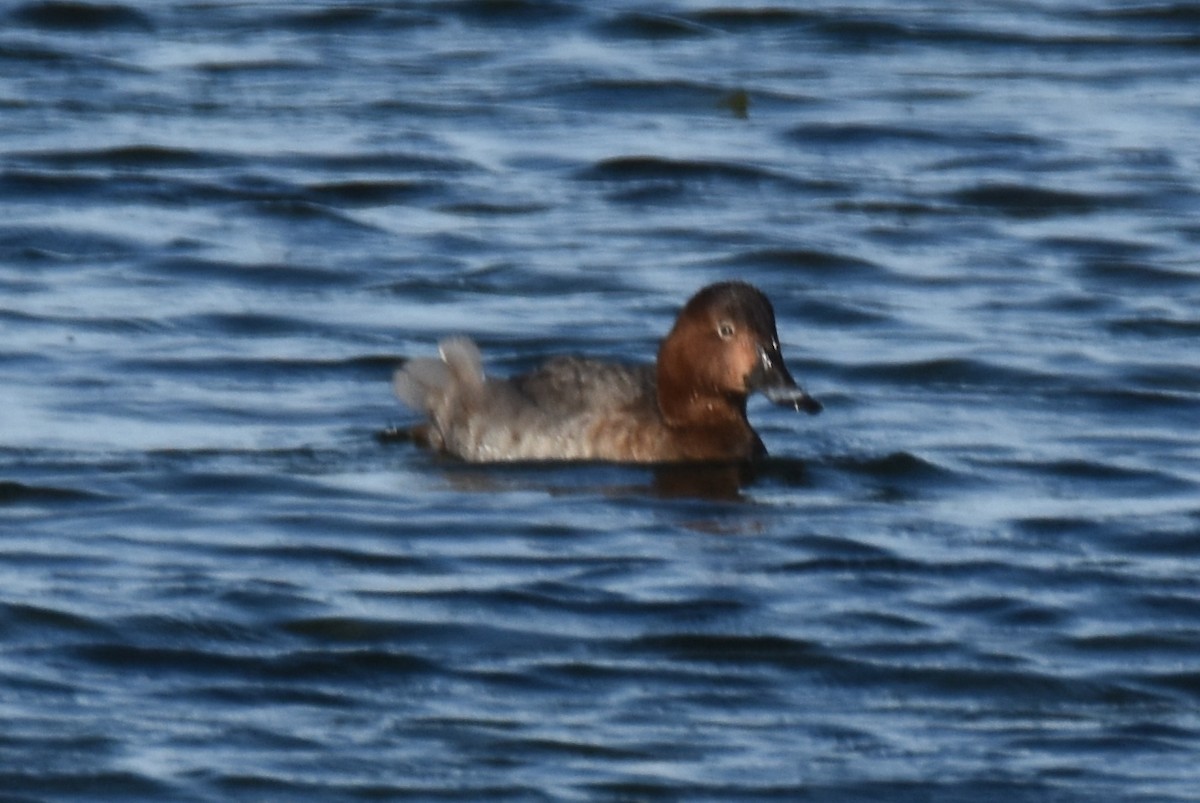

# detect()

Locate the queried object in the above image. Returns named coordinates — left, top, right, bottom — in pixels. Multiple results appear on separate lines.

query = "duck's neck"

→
left=656, top=339, right=747, bottom=430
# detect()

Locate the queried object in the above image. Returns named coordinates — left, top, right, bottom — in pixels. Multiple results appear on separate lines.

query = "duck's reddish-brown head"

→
left=657, top=281, right=822, bottom=424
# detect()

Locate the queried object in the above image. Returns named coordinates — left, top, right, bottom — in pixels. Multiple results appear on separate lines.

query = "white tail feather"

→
left=393, top=336, right=484, bottom=412
left=438, top=336, right=484, bottom=390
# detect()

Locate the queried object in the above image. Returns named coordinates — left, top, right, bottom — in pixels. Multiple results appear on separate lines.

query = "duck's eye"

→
left=717, top=321, right=736, bottom=340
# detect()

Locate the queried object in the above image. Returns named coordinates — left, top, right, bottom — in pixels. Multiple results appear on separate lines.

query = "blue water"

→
left=3, top=1, right=1200, bottom=800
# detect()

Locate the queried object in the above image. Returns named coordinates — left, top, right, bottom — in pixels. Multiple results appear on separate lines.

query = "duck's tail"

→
left=393, top=336, right=484, bottom=413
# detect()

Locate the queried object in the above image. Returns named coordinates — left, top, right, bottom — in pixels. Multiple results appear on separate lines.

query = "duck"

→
left=392, top=281, right=821, bottom=463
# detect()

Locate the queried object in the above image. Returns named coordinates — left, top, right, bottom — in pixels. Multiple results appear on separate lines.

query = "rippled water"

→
left=2, top=1, right=1199, bottom=800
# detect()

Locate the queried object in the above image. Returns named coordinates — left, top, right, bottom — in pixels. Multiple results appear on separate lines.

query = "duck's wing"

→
left=512, top=356, right=655, bottom=416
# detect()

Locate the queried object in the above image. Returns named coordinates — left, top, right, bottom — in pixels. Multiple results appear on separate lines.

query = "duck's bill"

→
left=752, top=344, right=823, bottom=415
left=764, top=384, right=823, bottom=415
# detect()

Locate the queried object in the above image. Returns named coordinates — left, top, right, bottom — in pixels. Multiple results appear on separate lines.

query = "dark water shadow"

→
left=437, top=458, right=757, bottom=503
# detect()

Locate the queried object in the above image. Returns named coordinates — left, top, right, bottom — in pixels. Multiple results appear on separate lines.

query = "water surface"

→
left=2, top=2, right=1199, bottom=800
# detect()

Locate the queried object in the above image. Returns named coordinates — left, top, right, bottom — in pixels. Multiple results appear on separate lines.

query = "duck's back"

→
left=514, top=356, right=653, bottom=416
left=399, top=342, right=663, bottom=462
